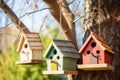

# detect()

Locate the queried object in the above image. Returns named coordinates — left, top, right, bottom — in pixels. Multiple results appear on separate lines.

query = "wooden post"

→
left=67, top=74, right=73, bottom=80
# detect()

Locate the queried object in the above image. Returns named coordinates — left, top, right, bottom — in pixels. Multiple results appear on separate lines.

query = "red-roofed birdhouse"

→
left=16, top=32, right=44, bottom=65
left=77, top=32, right=115, bottom=70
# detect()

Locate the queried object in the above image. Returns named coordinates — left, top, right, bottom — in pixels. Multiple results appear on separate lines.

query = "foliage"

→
left=40, top=25, right=64, bottom=50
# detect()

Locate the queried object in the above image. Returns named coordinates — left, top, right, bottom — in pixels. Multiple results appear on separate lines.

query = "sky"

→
left=0, top=0, right=84, bottom=46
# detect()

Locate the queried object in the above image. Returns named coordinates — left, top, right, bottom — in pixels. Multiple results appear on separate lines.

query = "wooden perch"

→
left=0, top=0, right=29, bottom=33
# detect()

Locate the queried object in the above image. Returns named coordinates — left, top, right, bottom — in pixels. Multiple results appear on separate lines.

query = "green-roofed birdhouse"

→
left=16, top=32, right=44, bottom=64
left=77, top=32, right=115, bottom=70
left=43, top=39, right=80, bottom=75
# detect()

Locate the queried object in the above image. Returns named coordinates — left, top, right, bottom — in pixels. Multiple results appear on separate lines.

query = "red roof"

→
left=79, top=32, right=115, bottom=54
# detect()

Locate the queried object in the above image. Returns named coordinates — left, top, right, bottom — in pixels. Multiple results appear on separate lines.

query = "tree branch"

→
left=0, top=0, right=29, bottom=33
left=43, top=0, right=78, bottom=48
left=58, top=0, right=75, bottom=36
left=19, top=8, right=51, bottom=19
left=0, top=8, right=50, bottom=29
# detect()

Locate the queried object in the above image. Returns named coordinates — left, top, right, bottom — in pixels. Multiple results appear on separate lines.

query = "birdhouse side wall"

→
left=63, top=57, right=77, bottom=70
left=104, top=52, right=112, bottom=64
left=32, top=50, right=42, bottom=60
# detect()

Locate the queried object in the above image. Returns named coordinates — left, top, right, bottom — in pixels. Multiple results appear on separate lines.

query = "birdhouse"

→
left=77, top=32, right=115, bottom=70
left=16, top=32, right=44, bottom=64
left=43, top=39, right=80, bottom=75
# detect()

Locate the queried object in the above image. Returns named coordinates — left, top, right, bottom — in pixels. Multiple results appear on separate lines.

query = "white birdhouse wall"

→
left=20, top=40, right=32, bottom=61
left=47, top=49, right=63, bottom=71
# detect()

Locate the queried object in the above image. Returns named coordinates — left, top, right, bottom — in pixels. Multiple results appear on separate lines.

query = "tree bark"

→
left=59, top=0, right=75, bottom=36
left=0, top=0, right=29, bottom=33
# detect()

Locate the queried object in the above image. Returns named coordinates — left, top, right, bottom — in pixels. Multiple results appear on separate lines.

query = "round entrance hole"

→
left=87, top=50, right=90, bottom=54
left=96, top=50, right=100, bottom=54
left=91, top=42, right=96, bottom=48
left=24, top=44, right=28, bottom=48
left=57, top=56, right=60, bottom=59
left=54, top=50, right=57, bottom=55
left=50, top=56, right=53, bottom=59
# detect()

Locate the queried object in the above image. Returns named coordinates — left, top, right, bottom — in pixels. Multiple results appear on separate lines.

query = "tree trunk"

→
left=79, top=0, right=120, bottom=80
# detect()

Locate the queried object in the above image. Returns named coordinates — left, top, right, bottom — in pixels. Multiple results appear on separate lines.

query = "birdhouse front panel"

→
left=90, top=43, right=104, bottom=64
left=82, top=38, right=106, bottom=64
left=51, top=60, right=58, bottom=70
left=82, top=38, right=93, bottom=64
left=20, top=40, right=32, bottom=61
left=46, top=48, right=63, bottom=71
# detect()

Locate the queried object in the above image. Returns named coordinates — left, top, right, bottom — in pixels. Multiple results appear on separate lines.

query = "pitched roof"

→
left=79, top=32, right=115, bottom=54
left=44, top=39, right=80, bottom=58
left=17, top=32, right=43, bottom=52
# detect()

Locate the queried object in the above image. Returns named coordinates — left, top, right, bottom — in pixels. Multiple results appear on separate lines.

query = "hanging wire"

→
left=98, top=0, right=101, bottom=35
left=32, top=13, right=34, bottom=32
left=14, top=31, right=22, bottom=44
left=59, top=1, right=62, bottom=29
left=39, top=15, right=47, bottom=33
left=14, top=25, right=27, bottom=44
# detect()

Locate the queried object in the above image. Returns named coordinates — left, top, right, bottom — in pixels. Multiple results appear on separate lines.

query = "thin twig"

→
left=4, top=0, right=9, bottom=3
left=39, top=15, right=47, bottom=32
left=19, top=8, right=51, bottom=19
left=19, top=0, right=27, bottom=17
left=0, top=7, right=50, bottom=30
left=73, top=15, right=84, bottom=23
left=14, top=30, right=22, bottom=44
left=68, top=0, right=76, bottom=5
